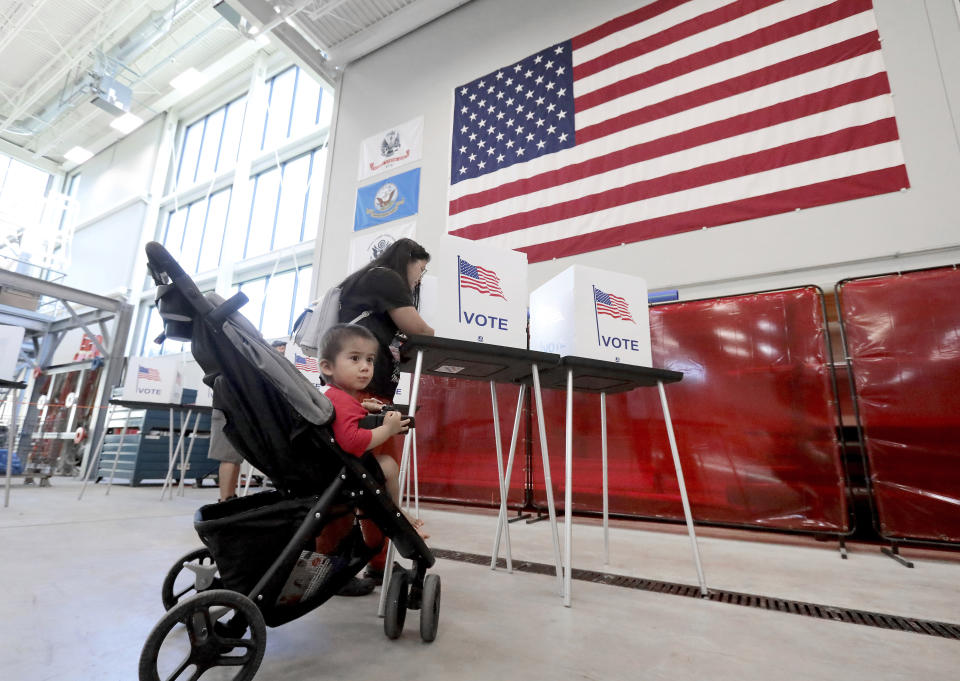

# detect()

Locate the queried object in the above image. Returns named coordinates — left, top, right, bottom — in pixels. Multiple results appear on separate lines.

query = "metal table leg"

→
left=601, top=392, right=609, bottom=565
left=492, top=383, right=525, bottom=571
left=412, top=428, right=419, bottom=518
left=161, top=409, right=190, bottom=501
left=105, top=407, right=133, bottom=494
left=79, top=401, right=116, bottom=500
left=489, top=381, right=513, bottom=572
left=379, top=349, right=423, bottom=618
left=563, top=369, right=573, bottom=607
left=531, top=364, right=563, bottom=595
left=177, top=411, right=200, bottom=496
left=657, top=380, right=708, bottom=596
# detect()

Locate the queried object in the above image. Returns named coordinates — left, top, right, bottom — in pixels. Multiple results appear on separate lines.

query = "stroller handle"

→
left=146, top=241, right=187, bottom=282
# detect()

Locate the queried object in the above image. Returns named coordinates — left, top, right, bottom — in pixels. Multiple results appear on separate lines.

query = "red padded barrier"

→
left=838, top=266, right=960, bottom=543
left=412, top=375, right=527, bottom=508
left=530, top=287, right=849, bottom=533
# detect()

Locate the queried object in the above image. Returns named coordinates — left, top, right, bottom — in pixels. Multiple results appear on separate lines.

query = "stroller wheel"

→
left=139, top=589, right=265, bottom=681
left=383, top=569, right=409, bottom=640
left=419, top=573, right=441, bottom=643
left=161, top=547, right=221, bottom=611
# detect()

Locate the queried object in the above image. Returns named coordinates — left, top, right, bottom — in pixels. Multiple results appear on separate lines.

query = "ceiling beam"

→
left=0, top=135, right=61, bottom=175
left=0, top=0, right=54, bottom=59
left=324, top=0, right=473, bottom=68
left=228, top=0, right=338, bottom=85
left=48, top=37, right=265, bottom=169
left=0, top=0, right=142, bottom=135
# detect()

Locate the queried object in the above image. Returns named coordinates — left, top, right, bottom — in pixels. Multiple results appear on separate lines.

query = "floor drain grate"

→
left=432, top=548, right=960, bottom=640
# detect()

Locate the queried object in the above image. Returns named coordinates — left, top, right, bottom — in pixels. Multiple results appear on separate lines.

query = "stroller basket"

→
left=195, top=490, right=376, bottom=624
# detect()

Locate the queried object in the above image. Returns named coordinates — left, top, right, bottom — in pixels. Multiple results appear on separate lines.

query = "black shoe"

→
left=336, top=576, right=375, bottom=597
left=363, top=566, right=384, bottom=585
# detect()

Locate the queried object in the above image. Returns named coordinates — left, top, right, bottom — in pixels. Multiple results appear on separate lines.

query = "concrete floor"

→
left=2, top=479, right=959, bottom=681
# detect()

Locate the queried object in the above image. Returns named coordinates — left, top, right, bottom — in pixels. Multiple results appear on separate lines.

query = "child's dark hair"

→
left=320, top=323, right=378, bottom=365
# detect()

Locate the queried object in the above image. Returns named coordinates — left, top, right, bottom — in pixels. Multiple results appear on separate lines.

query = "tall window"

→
left=140, top=62, right=331, bottom=358
left=175, top=95, right=247, bottom=189
left=261, top=66, right=326, bottom=151
left=237, top=265, right=313, bottom=338
left=161, top=188, right=232, bottom=275
left=244, top=148, right=325, bottom=258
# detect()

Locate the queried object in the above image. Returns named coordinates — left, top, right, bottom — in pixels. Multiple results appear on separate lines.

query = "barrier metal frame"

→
left=835, top=263, right=960, bottom=560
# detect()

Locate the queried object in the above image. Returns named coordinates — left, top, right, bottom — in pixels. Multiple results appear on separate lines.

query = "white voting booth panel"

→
left=285, top=342, right=325, bottom=392
left=179, top=357, right=213, bottom=406
left=121, top=355, right=184, bottom=403
left=530, top=264, right=652, bottom=366
left=0, top=325, right=25, bottom=380
left=420, top=235, right=527, bottom=349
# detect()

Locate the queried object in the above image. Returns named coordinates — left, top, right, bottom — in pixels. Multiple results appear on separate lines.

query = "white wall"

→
left=63, top=114, right=165, bottom=296
left=315, top=0, right=960, bottom=299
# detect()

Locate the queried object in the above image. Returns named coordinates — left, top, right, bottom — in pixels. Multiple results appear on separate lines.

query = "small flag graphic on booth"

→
left=594, top=287, right=635, bottom=322
left=138, top=365, right=161, bottom=382
left=459, top=258, right=506, bottom=299
left=295, top=354, right=320, bottom=373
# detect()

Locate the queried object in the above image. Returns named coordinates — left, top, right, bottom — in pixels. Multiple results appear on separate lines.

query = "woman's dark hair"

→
left=320, top=323, right=378, bottom=365
left=339, top=238, right=430, bottom=306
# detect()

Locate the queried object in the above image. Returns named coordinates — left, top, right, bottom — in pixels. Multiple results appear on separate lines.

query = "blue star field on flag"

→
left=451, top=40, right=576, bottom=184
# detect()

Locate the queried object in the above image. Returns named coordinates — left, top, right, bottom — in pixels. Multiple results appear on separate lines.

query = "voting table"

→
left=516, top=355, right=708, bottom=606
left=78, top=398, right=213, bottom=500
left=377, top=336, right=708, bottom=609
left=377, top=335, right=564, bottom=615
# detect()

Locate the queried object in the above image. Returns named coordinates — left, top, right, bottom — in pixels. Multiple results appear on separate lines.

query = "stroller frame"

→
left=138, top=242, right=439, bottom=681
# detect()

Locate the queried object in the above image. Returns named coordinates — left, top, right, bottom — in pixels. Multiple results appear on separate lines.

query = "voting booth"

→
left=121, top=355, right=184, bottom=403
left=419, top=235, right=528, bottom=349
left=180, top=356, right=213, bottom=406
left=529, top=264, right=652, bottom=366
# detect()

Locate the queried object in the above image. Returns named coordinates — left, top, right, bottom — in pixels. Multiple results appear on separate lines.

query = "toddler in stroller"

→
left=138, top=243, right=440, bottom=681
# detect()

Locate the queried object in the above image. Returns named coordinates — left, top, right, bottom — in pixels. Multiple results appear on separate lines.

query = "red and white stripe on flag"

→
left=447, top=0, right=909, bottom=262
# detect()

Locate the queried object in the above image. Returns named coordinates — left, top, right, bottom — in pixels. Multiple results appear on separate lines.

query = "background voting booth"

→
left=529, top=264, right=707, bottom=605
left=80, top=353, right=213, bottom=500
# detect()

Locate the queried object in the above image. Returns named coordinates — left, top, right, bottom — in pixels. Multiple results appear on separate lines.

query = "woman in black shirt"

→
left=337, top=238, right=434, bottom=401
left=336, top=238, right=435, bottom=589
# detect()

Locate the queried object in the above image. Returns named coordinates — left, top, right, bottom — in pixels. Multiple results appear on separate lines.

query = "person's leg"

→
left=218, top=461, right=240, bottom=502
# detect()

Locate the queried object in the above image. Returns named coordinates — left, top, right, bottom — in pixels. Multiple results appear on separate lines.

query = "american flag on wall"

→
left=138, top=365, right=161, bottom=382
left=448, top=0, right=908, bottom=262
left=594, top=287, right=636, bottom=322
left=459, top=258, right=507, bottom=299
left=295, top=354, right=320, bottom=373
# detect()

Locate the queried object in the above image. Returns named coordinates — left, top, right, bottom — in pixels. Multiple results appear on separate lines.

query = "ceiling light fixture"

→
left=64, top=146, right=94, bottom=164
left=170, top=68, right=207, bottom=94
left=110, top=112, right=144, bottom=135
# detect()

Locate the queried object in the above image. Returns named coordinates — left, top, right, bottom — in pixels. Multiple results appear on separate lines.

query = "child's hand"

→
left=361, top=398, right=384, bottom=413
left=383, top=409, right=410, bottom=435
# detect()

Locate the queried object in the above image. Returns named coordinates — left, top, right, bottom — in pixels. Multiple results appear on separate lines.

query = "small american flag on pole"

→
left=594, top=287, right=635, bottom=322
left=459, top=258, right=507, bottom=299
left=138, top=365, right=161, bottom=382
left=448, top=0, right=908, bottom=262
left=295, top=354, right=320, bottom=373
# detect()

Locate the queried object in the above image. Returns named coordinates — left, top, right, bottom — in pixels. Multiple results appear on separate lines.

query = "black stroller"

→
left=139, top=242, right=439, bottom=681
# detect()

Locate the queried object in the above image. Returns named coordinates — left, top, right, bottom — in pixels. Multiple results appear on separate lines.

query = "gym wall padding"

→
left=528, top=287, right=849, bottom=533
left=838, top=266, right=960, bottom=544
